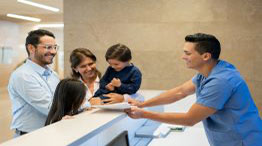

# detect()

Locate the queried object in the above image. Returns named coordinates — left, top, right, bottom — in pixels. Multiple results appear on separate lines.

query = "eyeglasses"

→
left=38, top=44, right=59, bottom=51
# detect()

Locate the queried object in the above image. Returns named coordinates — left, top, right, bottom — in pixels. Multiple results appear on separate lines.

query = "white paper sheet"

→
left=92, top=102, right=131, bottom=110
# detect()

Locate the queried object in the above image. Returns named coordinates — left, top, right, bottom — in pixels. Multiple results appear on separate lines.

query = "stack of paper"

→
left=92, top=102, right=131, bottom=110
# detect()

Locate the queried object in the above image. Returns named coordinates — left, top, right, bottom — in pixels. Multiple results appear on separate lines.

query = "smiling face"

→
left=28, top=35, right=57, bottom=67
left=182, top=42, right=206, bottom=70
left=107, top=59, right=129, bottom=72
left=74, top=56, right=97, bottom=79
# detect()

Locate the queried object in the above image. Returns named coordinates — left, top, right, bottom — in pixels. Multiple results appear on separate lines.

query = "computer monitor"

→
left=106, top=131, right=129, bottom=146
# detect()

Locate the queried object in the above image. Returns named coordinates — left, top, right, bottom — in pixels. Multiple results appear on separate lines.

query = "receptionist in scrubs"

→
left=125, top=33, right=262, bottom=146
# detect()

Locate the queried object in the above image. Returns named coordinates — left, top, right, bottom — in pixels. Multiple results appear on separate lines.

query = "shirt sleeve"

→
left=196, top=78, right=233, bottom=110
left=94, top=67, right=111, bottom=97
left=117, top=68, right=142, bottom=94
left=14, top=73, right=53, bottom=116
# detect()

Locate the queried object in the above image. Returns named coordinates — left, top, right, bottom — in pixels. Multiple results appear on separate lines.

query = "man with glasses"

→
left=8, top=29, right=60, bottom=137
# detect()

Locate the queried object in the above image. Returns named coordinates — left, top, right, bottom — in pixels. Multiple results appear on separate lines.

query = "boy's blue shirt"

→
left=94, top=63, right=142, bottom=98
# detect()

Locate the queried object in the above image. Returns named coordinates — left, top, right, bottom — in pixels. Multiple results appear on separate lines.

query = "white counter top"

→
left=149, top=124, right=209, bottom=146
left=1, top=90, right=164, bottom=146
left=1, top=108, right=127, bottom=146
left=148, top=94, right=209, bottom=146
left=2, top=90, right=208, bottom=146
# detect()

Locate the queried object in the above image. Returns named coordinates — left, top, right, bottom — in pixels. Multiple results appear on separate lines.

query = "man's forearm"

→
left=141, top=110, right=194, bottom=126
left=141, top=103, right=216, bottom=126
left=140, top=87, right=187, bottom=108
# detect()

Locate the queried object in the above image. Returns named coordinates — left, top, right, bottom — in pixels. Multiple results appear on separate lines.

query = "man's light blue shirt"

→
left=193, top=60, right=262, bottom=146
left=8, top=59, right=60, bottom=132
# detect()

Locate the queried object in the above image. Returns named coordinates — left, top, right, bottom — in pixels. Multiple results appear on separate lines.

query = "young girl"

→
left=94, top=43, right=142, bottom=101
left=45, top=78, right=87, bottom=125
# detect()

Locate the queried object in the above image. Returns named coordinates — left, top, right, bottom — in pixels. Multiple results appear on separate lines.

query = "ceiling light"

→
left=36, top=24, right=64, bottom=28
left=6, top=13, right=41, bottom=22
left=17, top=0, right=59, bottom=12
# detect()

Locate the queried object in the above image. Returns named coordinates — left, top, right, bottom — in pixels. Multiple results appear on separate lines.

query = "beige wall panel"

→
left=64, top=0, right=262, bottom=115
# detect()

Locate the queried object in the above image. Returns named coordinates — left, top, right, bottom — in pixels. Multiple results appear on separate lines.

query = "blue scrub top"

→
left=192, top=60, right=262, bottom=146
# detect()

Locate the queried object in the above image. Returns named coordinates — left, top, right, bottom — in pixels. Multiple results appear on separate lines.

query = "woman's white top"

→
left=80, top=76, right=100, bottom=109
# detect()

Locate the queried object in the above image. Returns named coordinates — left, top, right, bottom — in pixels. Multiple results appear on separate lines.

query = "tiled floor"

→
left=0, top=88, right=14, bottom=144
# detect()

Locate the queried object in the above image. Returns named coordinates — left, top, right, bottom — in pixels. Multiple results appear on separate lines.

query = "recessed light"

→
left=6, top=13, right=41, bottom=22
left=36, top=24, right=64, bottom=28
left=17, top=0, right=59, bottom=12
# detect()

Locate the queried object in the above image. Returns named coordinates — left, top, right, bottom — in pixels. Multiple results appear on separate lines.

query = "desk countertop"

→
left=148, top=94, right=209, bottom=146
left=2, top=90, right=209, bottom=146
left=1, top=107, right=127, bottom=146
left=149, top=124, right=209, bottom=146
left=1, top=90, right=164, bottom=146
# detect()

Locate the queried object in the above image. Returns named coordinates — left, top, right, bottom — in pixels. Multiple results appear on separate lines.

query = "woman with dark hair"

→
left=45, top=78, right=86, bottom=125
left=70, top=48, right=103, bottom=107
left=70, top=47, right=144, bottom=105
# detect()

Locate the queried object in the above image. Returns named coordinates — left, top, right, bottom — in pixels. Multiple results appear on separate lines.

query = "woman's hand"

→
left=102, top=93, right=124, bottom=104
left=89, top=97, right=103, bottom=105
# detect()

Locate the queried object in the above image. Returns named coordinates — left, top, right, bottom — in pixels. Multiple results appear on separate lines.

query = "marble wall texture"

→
left=64, top=0, right=262, bottom=116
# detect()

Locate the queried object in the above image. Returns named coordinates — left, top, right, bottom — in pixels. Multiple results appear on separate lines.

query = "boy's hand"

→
left=111, top=78, right=121, bottom=87
left=106, top=83, right=115, bottom=91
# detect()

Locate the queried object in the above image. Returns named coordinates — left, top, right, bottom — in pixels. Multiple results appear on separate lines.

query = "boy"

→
left=94, top=43, right=142, bottom=100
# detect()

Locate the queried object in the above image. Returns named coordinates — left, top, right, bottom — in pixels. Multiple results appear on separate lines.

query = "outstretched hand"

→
left=125, top=106, right=145, bottom=119
left=127, top=98, right=143, bottom=107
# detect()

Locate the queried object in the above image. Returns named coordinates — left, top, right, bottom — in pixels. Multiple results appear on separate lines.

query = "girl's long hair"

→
left=45, top=78, right=86, bottom=125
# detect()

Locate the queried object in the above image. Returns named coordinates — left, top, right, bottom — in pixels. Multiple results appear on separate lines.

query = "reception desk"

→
left=1, top=90, right=208, bottom=146
left=1, top=90, right=164, bottom=146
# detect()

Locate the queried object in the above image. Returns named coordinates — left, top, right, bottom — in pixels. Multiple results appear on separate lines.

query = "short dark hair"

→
left=25, top=29, right=55, bottom=56
left=185, top=33, right=221, bottom=60
left=70, top=48, right=101, bottom=78
left=105, top=43, right=132, bottom=62
left=45, top=78, right=86, bottom=125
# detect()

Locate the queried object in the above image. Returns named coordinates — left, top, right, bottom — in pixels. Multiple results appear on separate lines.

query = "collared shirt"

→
left=192, top=60, right=262, bottom=146
left=8, top=59, right=60, bottom=132
left=79, top=76, right=100, bottom=109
